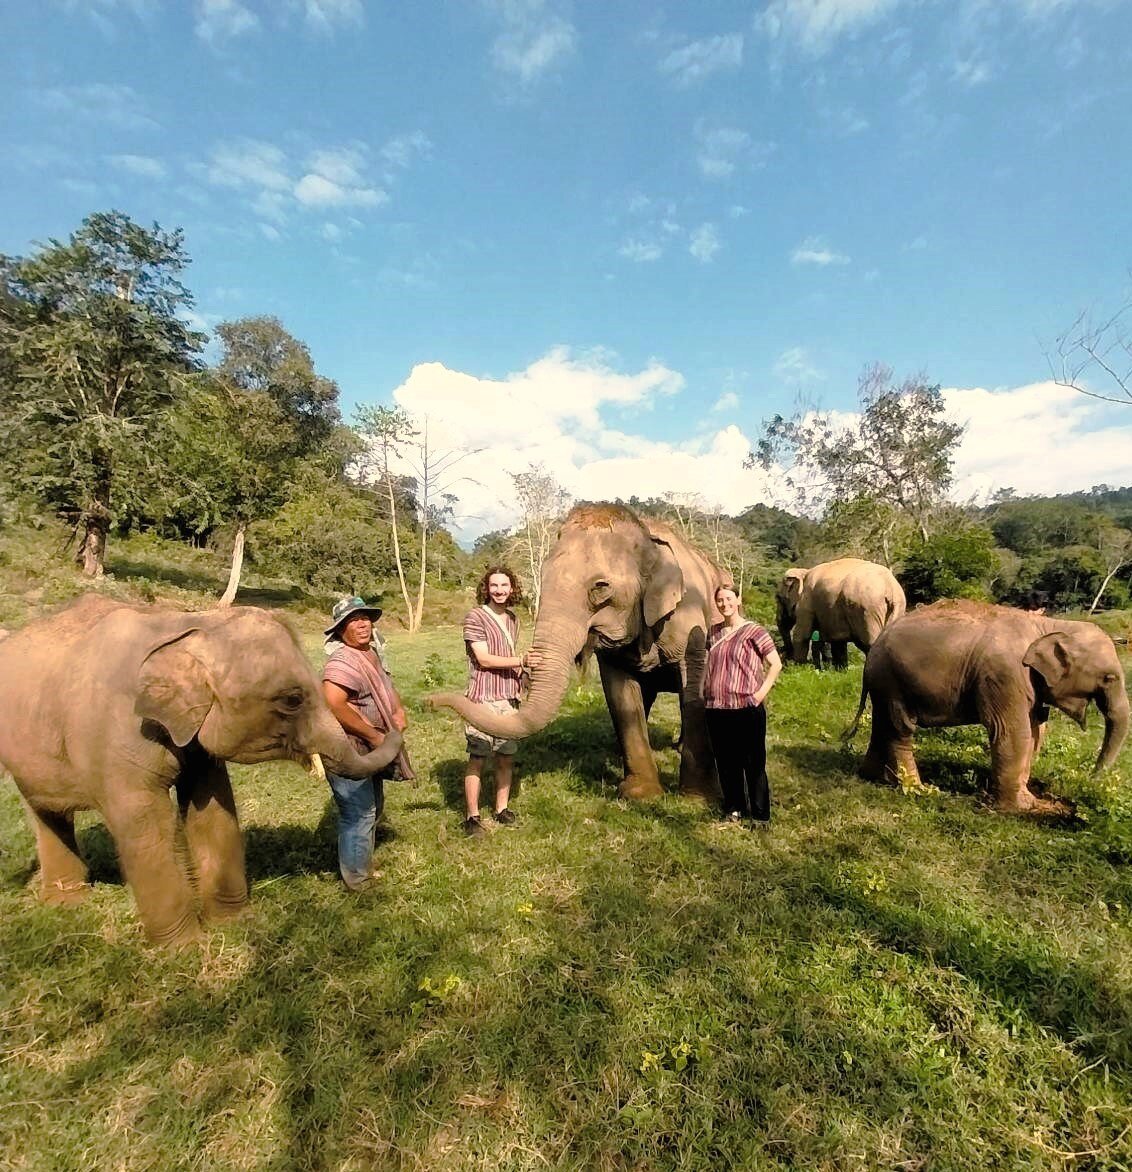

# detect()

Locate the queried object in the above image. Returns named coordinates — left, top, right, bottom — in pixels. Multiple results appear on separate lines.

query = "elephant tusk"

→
left=307, top=752, right=327, bottom=782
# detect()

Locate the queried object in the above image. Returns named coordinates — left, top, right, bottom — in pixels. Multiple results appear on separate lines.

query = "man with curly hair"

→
left=460, top=565, right=536, bottom=837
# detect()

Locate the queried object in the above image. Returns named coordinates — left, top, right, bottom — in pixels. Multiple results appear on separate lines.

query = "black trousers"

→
left=706, top=705, right=770, bottom=821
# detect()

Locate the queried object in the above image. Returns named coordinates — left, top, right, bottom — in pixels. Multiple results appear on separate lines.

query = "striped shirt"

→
left=463, top=606, right=522, bottom=702
left=704, top=621, right=776, bottom=710
left=322, top=648, right=396, bottom=752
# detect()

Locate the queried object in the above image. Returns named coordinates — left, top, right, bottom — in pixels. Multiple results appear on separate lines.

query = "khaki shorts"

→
left=465, top=697, right=520, bottom=758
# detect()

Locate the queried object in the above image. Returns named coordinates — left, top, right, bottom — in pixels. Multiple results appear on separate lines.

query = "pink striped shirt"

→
left=704, top=622, right=776, bottom=709
left=463, top=606, right=522, bottom=702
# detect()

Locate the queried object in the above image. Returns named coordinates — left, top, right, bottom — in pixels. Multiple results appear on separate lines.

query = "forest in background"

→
left=3, top=210, right=1130, bottom=625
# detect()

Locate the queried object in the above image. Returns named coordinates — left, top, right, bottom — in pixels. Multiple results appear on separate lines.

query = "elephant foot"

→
left=619, top=774, right=664, bottom=801
left=144, top=912, right=205, bottom=950
left=857, top=756, right=886, bottom=783
left=202, top=893, right=248, bottom=922
left=677, top=785, right=717, bottom=805
left=40, top=877, right=93, bottom=907
left=993, top=787, right=1073, bottom=818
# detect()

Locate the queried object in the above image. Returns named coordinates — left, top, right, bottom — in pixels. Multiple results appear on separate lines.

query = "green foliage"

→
left=0, top=211, right=204, bottom=572
left=899, top=525, right=998, bottom=605
left=754, top=364, right=964, bottom=541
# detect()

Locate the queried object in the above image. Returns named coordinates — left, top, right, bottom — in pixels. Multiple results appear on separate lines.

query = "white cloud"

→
left=695, top=124, right=760, bottom=180
left=487, top=0, right=577, bottom=85
left=207, top=139, right=290, bottom=191
left=293, top=173, right=385, bottom=207
left=259, top=223, right=281, bottom=241
left=791, top=236, right=850, bottom=265
left=379, top=350, right=787, bottom=542
left=106, top=153, right=166, bottom=179
left=946, top=381, right=1132, bottom=501
left=757, top=0, right=903, bottom=56
left=305, top=146, right=366, bottom=186
left=619, top=239, right=663, bottom=263
left=381, top=131, right=433, bottom=170
left=321, top=222, right=342, bottom=241
left=689, top=223, right=721, bottom=263
left=712, top=391, right=740, bottom=412
left=35, top=82, right=157, bottom=129
left=296, top=0, right=363, bottom=32
left=773, top=347, right=823, bottom=383
left=659, top=33, right=744, bottom=86
left=952, top=56, right=992, bottom=86
left=194, top=0, right=258, bottom=44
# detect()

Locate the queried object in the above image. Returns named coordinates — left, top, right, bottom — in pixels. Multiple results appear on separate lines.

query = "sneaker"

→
left=463, top=815, right=487, bottom=838
left=493, top=808, right=518, bottom=826
left=725, top=811, right=743, bottom=823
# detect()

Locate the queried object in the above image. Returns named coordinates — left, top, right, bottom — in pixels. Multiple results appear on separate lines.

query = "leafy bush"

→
left=899, top=526, right=997, bottom=605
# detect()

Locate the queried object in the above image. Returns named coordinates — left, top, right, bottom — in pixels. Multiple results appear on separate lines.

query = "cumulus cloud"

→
left=712, top=391, right=740, bottom=412
left=381, top=131, right=433, bottom=170
left=689, top=223, right=721, bottom=263
left=659, top=32, right=744, bottom=86
left=194, top=0, right=259, bottom=44
left=485, top=0, right=577, bottom=86
left=207, top=139, right=290, bottom=191
left=791, top=236, right=850, bottom=265
left=377, top=349, right=789, bottom=542
left=695, top=124, right=758, bottom=179
left=946, top=381, right=1132, bottom=501
left=106, top=153, right=166, bottom=179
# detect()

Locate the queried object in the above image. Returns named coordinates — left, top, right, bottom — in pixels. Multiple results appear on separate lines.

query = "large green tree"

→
left=752, top=364, right=965, bottom=546
left=0, top=211, right=203, bottom=574
left=161, top=316, right=342, bottom=603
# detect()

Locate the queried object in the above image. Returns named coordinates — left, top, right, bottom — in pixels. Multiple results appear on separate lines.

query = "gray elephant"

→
left=847, top=600, right=1129, bottom=813
left=430, top=503, right=725, bottom=800
left=0, top=595, right=401, bottom=946
left=776, top=557, right=906, bottom=669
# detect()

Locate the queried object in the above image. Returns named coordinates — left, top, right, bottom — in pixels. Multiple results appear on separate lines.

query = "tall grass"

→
left=2, top=529, right=1132, bottom=1169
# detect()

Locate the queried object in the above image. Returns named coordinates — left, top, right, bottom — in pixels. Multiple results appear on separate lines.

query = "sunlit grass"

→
left=2, top=529, right=1132, bottom=1168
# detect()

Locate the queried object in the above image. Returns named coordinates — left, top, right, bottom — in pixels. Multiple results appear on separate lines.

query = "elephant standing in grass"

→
left=776, top=558, right=905, bottom=669
left=847, top=600, right=1129, bottom=814
left=0, top=595, right=401, bottom=946
left=430, top=503, right=725, bottom=800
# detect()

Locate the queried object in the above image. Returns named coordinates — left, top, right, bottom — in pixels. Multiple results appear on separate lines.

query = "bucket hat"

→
left=324, top=595, right=383, bottom=636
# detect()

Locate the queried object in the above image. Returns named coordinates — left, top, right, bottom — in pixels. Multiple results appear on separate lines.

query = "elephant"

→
left=847, top=599, right=1129, bottom=814
left=430, top=502, right=726, bottom=800
left=0, top=595, right=402, bottom=946
left=776, top=557, right=906, bottom=669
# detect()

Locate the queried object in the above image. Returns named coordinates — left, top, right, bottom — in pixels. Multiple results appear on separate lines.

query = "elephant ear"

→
left=135, top=630, right=215, bottom=747
left=643, top=535, right=685, bottom=628
left=1023, top=633, right=1087, bottom=729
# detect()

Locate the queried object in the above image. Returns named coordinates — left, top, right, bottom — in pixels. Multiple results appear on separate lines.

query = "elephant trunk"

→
left=430, top=614, right=590, bottom=739
left=1094, top=679, right=1130, bottom=773
left=309, top=708, right=403, bottom=779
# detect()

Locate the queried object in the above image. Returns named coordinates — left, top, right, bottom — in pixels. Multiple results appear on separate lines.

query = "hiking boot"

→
left=493, top=808, right=518, bottom=826
left=463, top=815, right=487, bottom=838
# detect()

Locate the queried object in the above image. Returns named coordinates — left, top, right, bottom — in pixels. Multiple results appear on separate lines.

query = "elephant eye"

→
left=276, top=689, right=305, bottom=712
left=589, top=579, right=613, bottom=606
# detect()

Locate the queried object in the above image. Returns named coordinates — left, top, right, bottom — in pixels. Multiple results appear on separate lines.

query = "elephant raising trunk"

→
left=431, top=614, right=590, bottom=740
left=430, top=502, right=726, bottom=800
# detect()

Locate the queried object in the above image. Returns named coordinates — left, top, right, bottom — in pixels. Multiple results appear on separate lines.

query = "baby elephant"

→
left=848, top=599, right=1129, bottom=814
left=0, top=595, right=401, bottom=946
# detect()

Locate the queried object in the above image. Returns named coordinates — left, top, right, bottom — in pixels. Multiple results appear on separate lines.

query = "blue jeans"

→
left=326, top=771, right=385, bottom=890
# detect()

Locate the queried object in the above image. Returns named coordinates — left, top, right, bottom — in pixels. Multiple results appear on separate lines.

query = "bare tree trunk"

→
left=412, top=518, right=428, bottom=633
left=1089, top=561, right=1129, bottom=614
left=218, top=520, right=247, bottom=607
left=77, top=468, right=112, bottom=578
left=386, top=475, right=413, bottom=627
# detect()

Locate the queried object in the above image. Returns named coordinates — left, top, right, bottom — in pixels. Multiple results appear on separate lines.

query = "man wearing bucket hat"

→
left=321, top=596, right=413, bottom=892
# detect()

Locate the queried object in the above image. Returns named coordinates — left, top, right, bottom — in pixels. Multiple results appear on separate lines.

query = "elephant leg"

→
left=599, top=658, right=662, bottom=800
left=989, top=721, right=1066, bottom=816
left=179, top=758, right=247, bottom=921
left=676, top=697, right=719, bottom=802
left=102, top=786, right=202, bottom=947
left=860, top=707, right=919, bottom=787
left=830, top=642, right=850, bottom=671
left=22, top=799, right=91, bottom=905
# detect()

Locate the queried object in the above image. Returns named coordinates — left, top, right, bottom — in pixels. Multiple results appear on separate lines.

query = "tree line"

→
left=2, top=210, right=1130, bottom=621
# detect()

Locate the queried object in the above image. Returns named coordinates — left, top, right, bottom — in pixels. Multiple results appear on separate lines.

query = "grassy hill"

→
left=2, top=524, right=1132, bottom=1169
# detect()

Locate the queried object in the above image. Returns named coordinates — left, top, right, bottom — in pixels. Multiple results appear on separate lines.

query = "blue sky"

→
left=3, top=0, right=1131, bottom=540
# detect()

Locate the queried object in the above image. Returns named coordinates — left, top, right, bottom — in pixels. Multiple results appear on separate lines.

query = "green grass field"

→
left=2, top=532, right=1132, bottom=1169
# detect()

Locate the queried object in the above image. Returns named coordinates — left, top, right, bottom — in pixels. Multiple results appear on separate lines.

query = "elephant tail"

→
left=842, top=678, right=869, bottom=745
